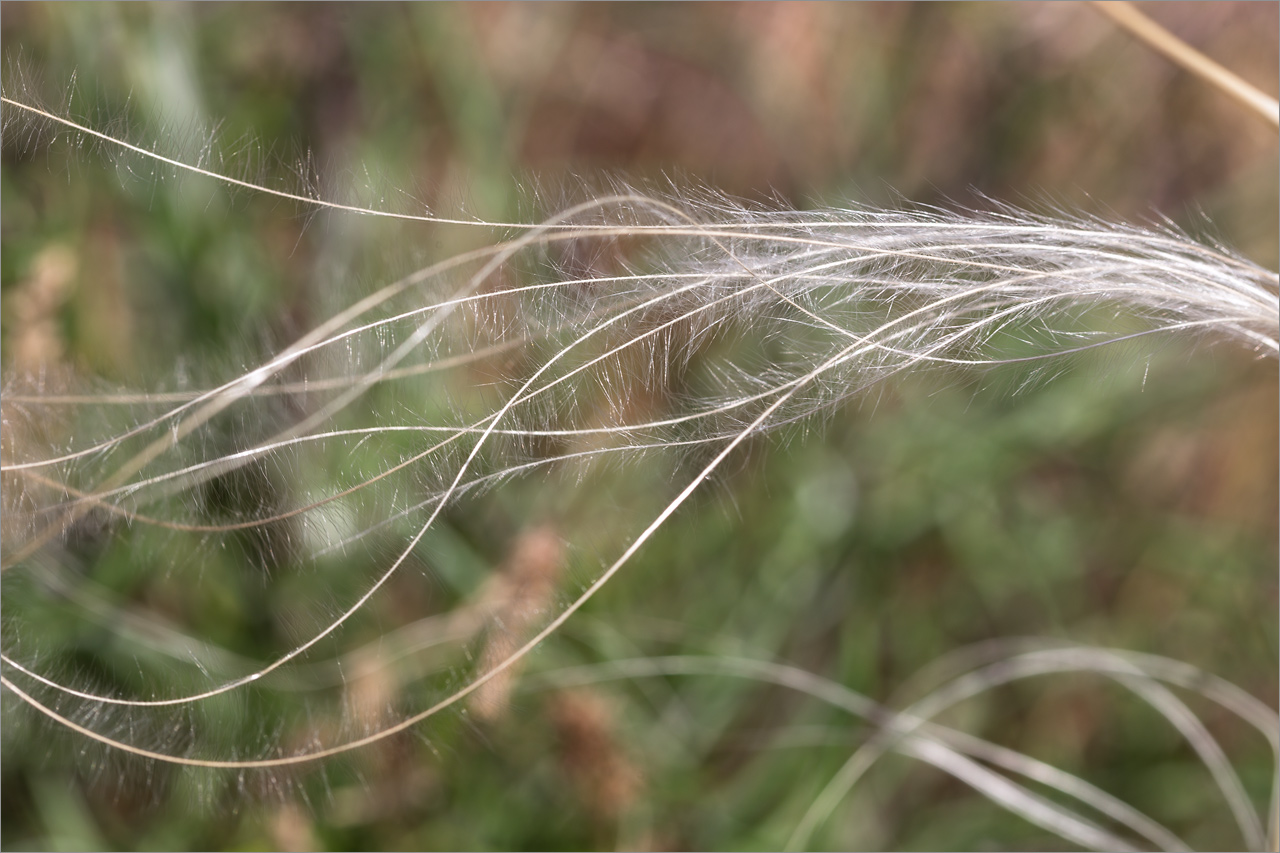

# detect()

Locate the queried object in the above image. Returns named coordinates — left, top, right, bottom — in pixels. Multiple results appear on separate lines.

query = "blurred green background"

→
left=2, top=3, right=1276, bottom=850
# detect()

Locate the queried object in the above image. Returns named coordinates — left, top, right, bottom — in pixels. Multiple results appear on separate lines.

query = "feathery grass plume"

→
left=2, top=7, right=1277, bottom=847
left=525, top=640, right=1280, bottom=852
left=3, top=107, right=1277, bottom=828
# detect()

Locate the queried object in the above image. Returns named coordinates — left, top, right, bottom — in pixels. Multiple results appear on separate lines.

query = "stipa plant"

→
left=1, top=5, right=1277, bottom=851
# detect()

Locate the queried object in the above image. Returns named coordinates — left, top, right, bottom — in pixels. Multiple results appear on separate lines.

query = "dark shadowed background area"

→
left=2, top=3, right=1276, bottom=850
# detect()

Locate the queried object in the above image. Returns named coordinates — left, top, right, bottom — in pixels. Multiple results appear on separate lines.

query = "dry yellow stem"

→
left=1090, top=1, right=1279, bottom=131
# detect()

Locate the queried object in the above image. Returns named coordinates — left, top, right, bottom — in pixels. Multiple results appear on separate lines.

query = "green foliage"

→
left=2, top=3, right=1276, bottom=851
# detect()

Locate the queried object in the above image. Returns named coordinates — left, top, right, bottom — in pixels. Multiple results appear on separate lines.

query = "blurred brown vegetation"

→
left=2, top=3, right=1276, bottom=850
